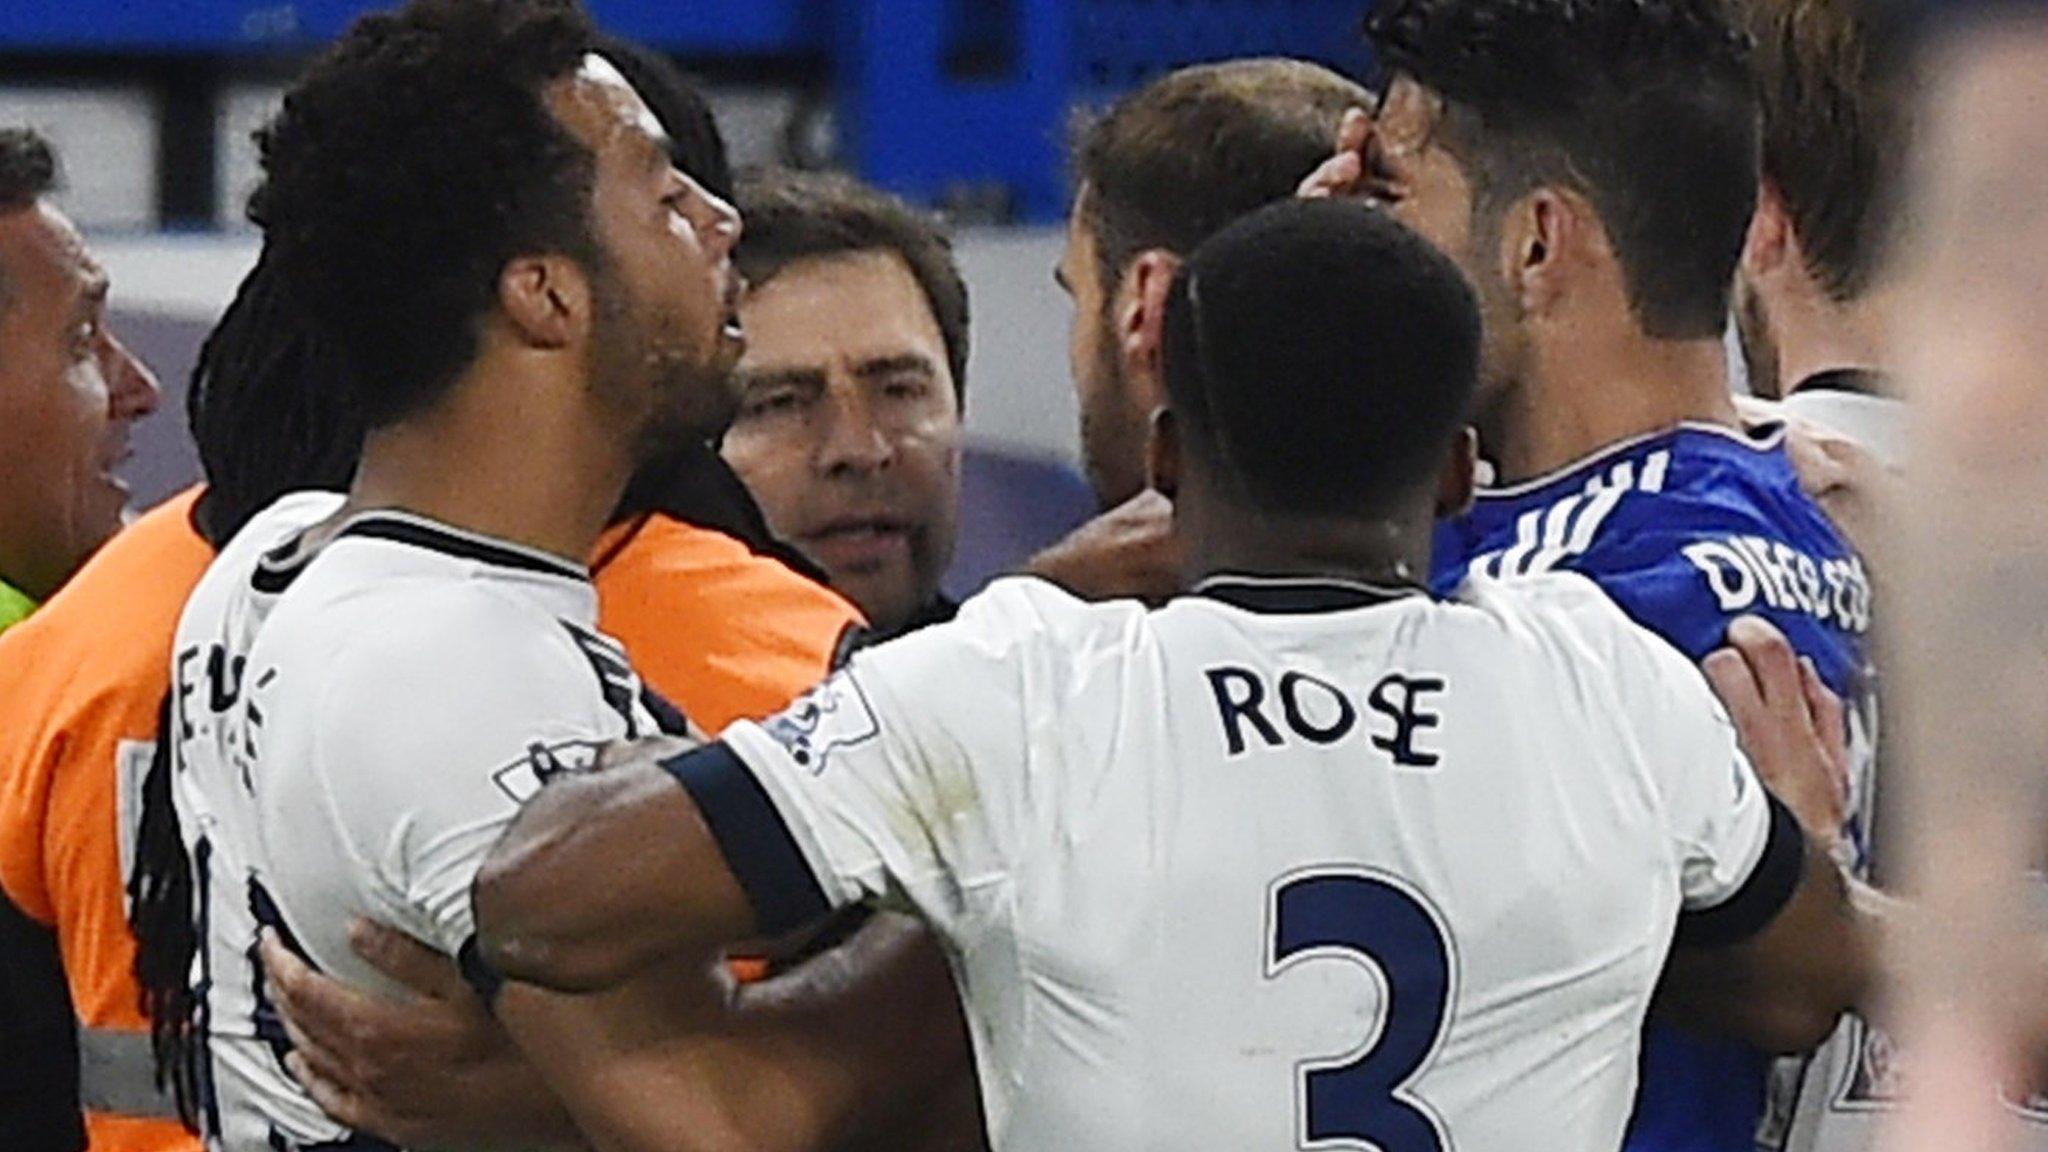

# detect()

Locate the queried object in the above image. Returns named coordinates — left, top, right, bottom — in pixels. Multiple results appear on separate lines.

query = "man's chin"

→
left=819, top=565, right=922, bottom=635
left=69, top=484, right=130, bottom=565
left=644, top=366, right=744, bottom=445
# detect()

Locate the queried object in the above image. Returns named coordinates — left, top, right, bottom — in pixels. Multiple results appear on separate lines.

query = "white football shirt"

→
left=673, top=572, right=1806, bottom=1152
left=169, top=495, right=666, bottom=1152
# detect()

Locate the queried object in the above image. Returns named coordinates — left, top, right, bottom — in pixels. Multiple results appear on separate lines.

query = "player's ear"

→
left=1122, top=249, right=1182, bottom=409
left=1504, top=188, right=1577, bottom=318
left=1145, top=406, right=1181, bottom=501
left=1742, top=180, right=1794, bottom=280
left=1435, top=426, right=1479, bottom=518
left=499, top=254, right=585, bottom=350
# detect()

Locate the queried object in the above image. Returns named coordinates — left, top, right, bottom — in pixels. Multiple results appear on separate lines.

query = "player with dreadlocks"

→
left=0, top=20, right=947, bottom=1152
left=136, top=4, right=971, bottom=1148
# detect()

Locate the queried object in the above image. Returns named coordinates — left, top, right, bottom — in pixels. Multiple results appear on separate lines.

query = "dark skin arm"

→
left=1657, top=839, right=1877, bottom=1054
left=1023, top=490, right=1184, bottom=605
left=264, top=881, right=979, bottom=1152
left=473, top=626, right=1885, bottom=1053
left=490, top=914, right=970, bottom=1152
left=265, top=720, right=978, bottom=1152
left=1659, top=615, right=1880, bottom=1053
left=259, top=920, right=584, bottom=1151
left=472, top=734, right=747, bottom=993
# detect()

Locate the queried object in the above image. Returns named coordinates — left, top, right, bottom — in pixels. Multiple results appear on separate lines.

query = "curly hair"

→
left=186, top=249, right=365, bottom=547
left=1367, top=0, right=1759, bottom=339
left=253, top=0, right=603, bottom=427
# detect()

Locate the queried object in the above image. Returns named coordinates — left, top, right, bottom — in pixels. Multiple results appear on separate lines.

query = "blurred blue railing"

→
left=0, top=0, right=1370, bottom=222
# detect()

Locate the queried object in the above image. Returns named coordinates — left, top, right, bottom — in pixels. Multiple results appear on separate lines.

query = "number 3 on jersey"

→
left=1267, top=868, right=1457, bottom=1152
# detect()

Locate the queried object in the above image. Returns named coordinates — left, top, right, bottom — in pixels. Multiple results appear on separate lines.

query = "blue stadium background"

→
left=0, top=0, right=1376, bottom=595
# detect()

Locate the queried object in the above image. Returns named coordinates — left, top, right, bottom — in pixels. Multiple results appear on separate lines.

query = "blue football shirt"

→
left=1433, top=421, right=1875, bottom=1152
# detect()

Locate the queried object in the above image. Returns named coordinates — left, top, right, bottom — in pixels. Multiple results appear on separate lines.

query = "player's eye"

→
left=741, top=389, right=804, bottom=419
left=881, top=376, right=929, bottom=402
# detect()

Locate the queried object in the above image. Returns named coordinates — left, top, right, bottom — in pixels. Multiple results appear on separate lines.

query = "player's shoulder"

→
left=191, top=490, right=343, bottom=597
left=845, top=576, right=1143, bottom=699
left=255, top=585, right=614, bottom=782
left=286, top=561, right=583, bottom=676
left=179, top=491, right=343, bottom=633
left=1454, top=570, right=1699, bottom=682
left=1455, top=568, right=1633, bottom=639
left=1457, top=424, right=1790, bottom=582
left=216, top=490, right=345, bottom=564
left=947, top=575, right=1148, bottom=650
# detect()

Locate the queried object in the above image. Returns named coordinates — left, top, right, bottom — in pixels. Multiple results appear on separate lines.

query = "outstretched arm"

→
left=1661, top=615, right=1880, bottom=1052
left=1659, top=835, right=1877, bottom=1053
left=263, top=906, right=980, bottom=1152
left=489, top=912, right=972, bottom=1152
left=473, top=736, right=762, bottom=993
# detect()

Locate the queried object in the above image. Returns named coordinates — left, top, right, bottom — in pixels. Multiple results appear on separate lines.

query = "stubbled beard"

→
left=1080, top=316, right=1146, bottom=510
left=588, top=280, right=727, bottom=459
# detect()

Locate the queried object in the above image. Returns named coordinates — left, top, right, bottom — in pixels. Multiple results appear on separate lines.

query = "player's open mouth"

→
left=720, top=269, right=748, bottom=340
left=803, top=517, right=913, bottom=571
left=97, top=440, right=134, bottom=495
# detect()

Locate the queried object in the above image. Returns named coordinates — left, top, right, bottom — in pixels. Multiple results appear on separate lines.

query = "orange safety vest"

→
left=0, top=491, right=857, bottom=1151
left=0, top=489, right=212, bottom=1152
left=592, top=511, right=862, bottom=734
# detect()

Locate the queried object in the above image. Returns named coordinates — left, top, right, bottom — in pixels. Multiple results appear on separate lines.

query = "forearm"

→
left=733, top=913, right=982, bottom=1151
left=500, top=916, right=974, bottom=1152
left=476, top=745, right=754, bottom=993
left=500, top=960, right=808, bottom=1152
left=1663, top=841, right=1873, bottom=1053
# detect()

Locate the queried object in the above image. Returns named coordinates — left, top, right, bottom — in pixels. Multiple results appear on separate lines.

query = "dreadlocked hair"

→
left=129, top=249, right=367, bottom=1131
left=127, top=692, right=203, bottom=1131
left=187, top=247, right=364, bottom=548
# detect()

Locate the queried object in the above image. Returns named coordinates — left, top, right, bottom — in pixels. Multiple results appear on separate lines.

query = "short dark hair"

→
left=1742, top=0, right=1913, bottom=300
left=0, top=129, right=60, bottom=314
left=253, top=0, right=602, bottom=428
left=1367, top=0, right=1758, bottom=339
left=0, top=129, right=57, bottom=210
left=1076, top=59, right=1371, bottom=291
left=1163, top=198, right=1481, bottom=517
left=734, top=167, right=970, bottom=402
left=595, top=35, right=733, bottom=203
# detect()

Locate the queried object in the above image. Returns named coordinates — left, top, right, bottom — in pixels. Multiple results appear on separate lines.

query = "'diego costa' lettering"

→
left=1681, top=536, right=1871, bottom=634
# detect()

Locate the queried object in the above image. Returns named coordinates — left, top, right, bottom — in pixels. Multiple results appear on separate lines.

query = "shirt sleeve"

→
left=305, top=593, right=634, bottom=957
left=664, top=581, right=1062, bottom=943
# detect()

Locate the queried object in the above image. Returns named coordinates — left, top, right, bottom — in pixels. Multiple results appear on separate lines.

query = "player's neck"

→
left=0, top=535, right=63, bottom=604
left=1774, top=288, right=1896, bottom=398
left=1185, top=505, right=1436, bottom=593
left=1490, top=333, right=1737, bottom=484
left=346, top=368, right=635, bottom=567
